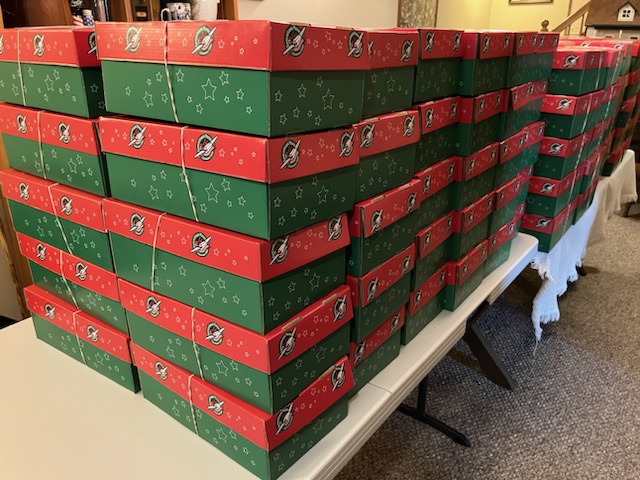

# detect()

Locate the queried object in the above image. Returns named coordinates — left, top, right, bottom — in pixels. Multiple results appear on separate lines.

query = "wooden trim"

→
left=220, top=0, right=239, bottom=20
left=553, top=1, right=591, bottom=32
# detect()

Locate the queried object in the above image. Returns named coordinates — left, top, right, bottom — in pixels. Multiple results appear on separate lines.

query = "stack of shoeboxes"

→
left=0, top=26, right=140, bottom=392
left=520, top=41, right=626, bottom=252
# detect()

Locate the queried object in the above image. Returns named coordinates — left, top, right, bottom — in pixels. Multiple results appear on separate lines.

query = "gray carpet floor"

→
left=336, top=213, right=640, bottom=480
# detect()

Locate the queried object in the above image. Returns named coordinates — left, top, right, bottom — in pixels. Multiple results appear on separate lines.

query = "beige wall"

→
left=238, top=0, right=399, bottom=28
left=437, top=0, right=492, bottom=30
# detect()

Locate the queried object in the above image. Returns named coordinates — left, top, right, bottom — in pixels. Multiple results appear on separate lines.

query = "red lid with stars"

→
left=16, top=26, right=100, bottom=67
left=553, top=47, right=602, bottom=70
left=416, top=211, right=455, bottom=259
left=494, top=175, right=524, bottom=211
left=500, top=127, right=529, bottom=164
left=539, top=135, right=584, bottom=159
left=99, top=116, right=358, bottom=184
left=25, top=284, right=77, bottom=336
left=0, top=103, right=41, bottom=141
left=537, top=32, right=560, bottom=53
left=355, top=110, right=420, bottom=157
left=0, top=29, right=20, bottom=62
left=18, top=233, right=63, bottom=276
left=416, top=96, right=460, bottom=134
left=39, top=111, right=100, bottom=156
left=488, top=217, right=518, bottom=255
left=95, top=22, right=166, bottom=63
left=562, top=37, right=638, bottom=58
left=365, top=29, right=419, bottom=68
left=446, top=239, right=488, bottom=287
left=527, top=121, right=546, bottom=147
left=104, top=199, right=349, bottom=283
left=458, top=143, right=499, bottom=182
left=528, top=170, right=576, bottom=198
left=513, top=32, right=540, bottom=56
left=131, top=343, right=193, bottom=401
left=347, top=244, right=415, bottom=308
left=0, top=169, right=54, bottom=215
left=459, top=89, right=508, bottom=124
left=521, top=203, right=572, bottom=234
left=349, top=305, right=404, bottom=367
left=415, top=156, right=459, bottom=203
left=452, top=192, right=494, bottom=235
left=349, top=179, right=421, bottom=238
left=409, top=263, right=447, bottom=316
left=461, top=31, right=515, bottom=60
left=509, top=79, right=547, bottom=111
left=417, top=28, right=464, bottom=60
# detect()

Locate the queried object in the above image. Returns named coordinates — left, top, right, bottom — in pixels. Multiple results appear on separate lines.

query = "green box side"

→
left=459, top=57, right=509, bottom=97
left=499, top=100, right=543, bottom=140
left=401, top=293, right=443, bottom=345
left=0, top=61, right=25, bottom=104
left=43, top=144, right=109, bottom=197
left=616, top=111, right=632, bottom=127
left=355, top=144, right=416, bottom=203
left=443, top=263, right=484, bottom=311
left=548, top=69, right=599, bottom=96
left=541, top=112, right=588, bottom=139
left=352, top=274, right=410, bottom=342
left=414, top=123, right=458, bottom=172
left=32, top=313, right=85, bottom=363
left=449, top=217, right=490, bottom=261
left=451, top=167, right=496, bottom=211
left=456, top=114, right=503, bottom=157
left=413, top=57, right=461, bottom=104
left=139, top=370, right=198, bottom=433
left=417, top=184, right=453, bottom=230
left=483, top=240, right=512, bottom=277
left=79, top=340, right=140, bottom=392
left=347, top=212, right=417, bottom=277
left=624, top=82, right=640, bottom=100
left=410, top=239, right=449, bottom=290
left=507, top=52, right=553, bottom=87
left=525, top=190, right=572, bottom=217
left=520, top=226, right=563, bottom=253
left=533, top=154, right=579, bottom=180
left=362, top=66, right=415, bottom=118
left=489, top=196, right=520, bottom=235
left=350, top=331, right=401, bottom=395
left=21, top=63, right=105, bottom=118
left=2, top=134, right=41, bottom=176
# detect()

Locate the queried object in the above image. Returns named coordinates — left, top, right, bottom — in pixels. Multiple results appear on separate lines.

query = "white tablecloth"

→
left=529, top=150, right=637, bottom=341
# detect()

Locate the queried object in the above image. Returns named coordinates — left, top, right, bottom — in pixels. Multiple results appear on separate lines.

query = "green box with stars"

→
left=0, top=27, right=106, bottom=118
left=456, top=89, right=507, bottom=157
left=121, top=278, right=352, bottom=414
left=413, top=29, right=463, bottom=103
left=449, top=193, right=493, bottom=261
left=25, top=285, right=140, bottom=392
left=100, top=116, right=357, bottom=241
left=132, top=343, right=352, bottom=480
left=412, top=212, right=454, bottom=290
left=489, top=174, right=527, bottom=236
left=452, top=143, right=498, bottom=211
left=415, top=156, right=458, bottom=231
left=548, top=48, right=603, bottom=96
left=404, top=264, right=447, bottom=345
left=96, top=21, right=368, bottom=137
left=414, top=97, right=461, bottom=172
left=496, top=121, right=544, bottom=187
left=0, top=104, right=110, bottom=197
left=484, top=217, right=518, bottom=278
left=506, top=32, right=558, bottom=88
left=0, top=170, right=114, bottom=272
left=458, top=32, right=514, bottom=97
left=105, top=198, right=350, bottom=335
left=443, top=240, right=488, bottom=311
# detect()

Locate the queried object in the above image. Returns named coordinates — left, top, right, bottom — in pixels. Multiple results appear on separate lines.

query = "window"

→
left=618, top=5, right=636, bottom=22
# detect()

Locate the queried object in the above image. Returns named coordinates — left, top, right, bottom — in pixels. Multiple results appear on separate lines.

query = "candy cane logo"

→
left=44, top=303, right=55, bottom=320
left=33, top=34, right=45, bottom=57
left=331, top=363, right=346, bottom=391
left=423, top=232, right=431, bottom=251
left=482, top=35, right=490, bottom=53
left=367, top=40, right=374, bottom=60
left=499, top=191, right=505, bottom=203
left=278, top=329, right=297, bottom=359
left=145, top=296, right=162, bottom=318
left=191, top=232, right=212, bottom=257
left=194, top=133, right=217, bottom=161
left=401, top=254, right=412, bottom=275
left=557, top=99, right=572, bottom=111
left=192, top=26, right=216, bottom=56
left=17, top=114, right=27, bottom=134
left=367, top=278, right=379, bottom=301
left=19, top=182, right=29, bottom=200
left=282, top=25, right=306, bottom=57
left=348, top=31, right=365, bottom=58
left=513, top=90, right=519, bottom=105
left=517, top=34, right=524, bottom=50
left=462, top=263, right=469, bottom=279
left=281, top=139, right=301, bottom=169
left=403, top=115, right=415, bottom=137
left=518, top=135, right=525, bottom=150
left=451, top=102, right=458, bottom=119
left=58, top=122, right=71, bottom=144
left=478, top=99, right=485, bottom=116
left=515, top=179, right=522, bottom=192
left=205, top=322, right=225, bottom=345
left=328, top=217, right=342, bottom=241
left=370, top=210, right=383, bottom=234
left=333, top=295, right=347, bottom=322
left=36, top=243, right=47, bottom=261
left=549, top=143, right=563, bottom=155
left=128, top=124, right=146, bottom=149
left=270, top=236, right=289, bottom=265
left=75, top=262, right=88, bottom=281
left=125, top=26, right=142, bottom=53
left=407, top=193, right=417, bottom=213
left=481, top=245, right=487, bottom=259
left=496, top=93, right=502, bottom=108
left=468, top=158, right=476, bottom=175
left=155, top=361, right=168, bottom=380
left=503, top=35, right=510, bottom=51
left=424, top=31, right=435, bottom=52
left=491, top=236, right=497, bottom=248
left=353, top=340, right=366, bottom=365
left=539, top=35, right=546, bottom=48
left=88, top=31, right=97, bottom=55
left=86, top=325, right=99, bottom=342
left=413, top=289, right=422, bottom=308
left=490, top=148, right=497, bottom=164
left=563, top=55, right=579, bottom=69
left=467, top=210, right=475, bottom=227
left=453, top=33, right=462, bottom=52
left=0, top=35, right=4, bottom=55
left=60, top=196, right=73, bottom=216
left=360, top=124, right=375, bottom=149
left=448, top=161, right=456, bottom=180
left=541, top=182, right=555, bottom=194
left=526, top=84, right=535, bottom=97
left=446, top=215, right=453, bottom=232
left=423, top=175, right=431, bottom=195
left=503, top=143, right=509, bottom=157
left=275, top=403, right=294, bottom=434
left=400, top=39, right=414, bottom=62
left=339, top=131, right=354, bottom=157
left=129, top=213, right=145, bottom=236
left=439, top=269, right=447, bottom=286
left=537, top=218, right=551, bottom=229
left=390, top=313, right=401, bottom=332
left=509, top=222, right=516, bottom=235
left=424, top=108, right=434, bottom=128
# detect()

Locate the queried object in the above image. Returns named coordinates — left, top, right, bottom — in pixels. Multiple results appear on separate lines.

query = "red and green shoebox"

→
left=120, top=278, right=351, bottom=414
left=414, top=96, right=460, bottom=171
left=443, top=239, right=488, bottom=311
left=484, top=215, right=519, bottom=277
left=507, top=32, right=558, bottom=87
left=616, top=96, right=637, bottom=127
left=413, top=28, right=463, bottom=103
left=578, top=150, right=601, bottom=193
left=520, top=202, right=573, bottom=252
left=563, top=37, right=636, bottom=75
left=489, top=174, right=526, bottom=235
left=0, top=170, right=113, bottom=272
left=132, top=344, right=352, bottom=480
left=415, top=156, right=458, bottom=229
left=0, top=104, right=109, bottom=196
left=96, top=21, right=367, bottom=137
left=0, top=27, right=106, bottom=117
left=347, top=179, right=419, bottom=277
left=573, top=178, right=598, bottom=225
left=526, top=169, right=577, bottom=217
left=18, top=233, right=128, bottom=333
left=548, top=47, right=603, bottom=96
left=500, top=79, right=547, bottom=140
left=403, top=263, right=447, bottom=345
left=449, top=192, right=493, bottom=261
left=585, top=89, right=610, bottom=131
left=25, top=285, right=139, bottom=392
left=456, top=89, right=507, bottom=156
left=104, top=198, right=349, bottom=335
left=347, top=244, right=414, bottom=342
left=100, top=117, right=357, bottom=241
left=624, top=69, right=640, bottom=100
left=349, top=306, right=403, bottom=394
left=411, top=211, right=454, bottom=290
left=452, top=142, right=499, bottom=211
left=496, top=121, right=544, bottom=186
left=361, top=29, right=419, bottom=118
left=541, top=92, right=592, bottom=139
left=535, top=133, right=586, bottom=179
left=458, top=31, right=514, bottom=97
left=354, top=110, right=419, bottom=203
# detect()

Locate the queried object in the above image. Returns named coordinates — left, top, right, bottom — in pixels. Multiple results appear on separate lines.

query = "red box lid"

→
left=521, top=202, right=572, bottom=234
left=538, top=32, right=560, bottom=54
left=461, top=31, right=514, bottom=60
left=417, top=28, right=464, bottom=60
left=553, top=47, right=602, bottom=71
left=528, top=170, right=576, bottom=198
left=364, top=29, right=419, bottom=68
left=453, top=192, right=494, bottom=234
left=509, top=78, right=548, bottom=111
left=539, top=134, right=583, bottom=158
left=349, top=305, right=405, bottom=367
left=542, top=93, right=592, bottom=116
left=488, top=216, right=518, bottom=255
left=416, top=211, right=455, bottom=260
left=446, top=239, right=488, bottom=287
left=12, top=26, right=100, bottom=67
left=347, top=244, right=415, bottom=308
left=355, top=110, right=419, bottom=157
left=527, top=121, right=546, bottom=147
left=0, top=103, right=40, bottom=142
left=415, top=156, right=459, bottom=203
left=513, top=32, right=539, bottom=56
left=409, top=264, right=447, bottom=316
left=500, top=126, right=529, bottom=164
left=459, top=89, right=508, bottom=124
left=620, top=97, right=637, bottom=113
left=458, top=143, right=499, bottom=181
left=565, top=37, right=638, bottom=57
left=349, top=179, right=420, bottom=238
left=0, top=29, right=20, bottom=63
left=495, top=175, right=525, bottom=210
left=38, top=111, right=101, bottom=156
left=104, top=199, right=349, bottom=283
left=416, top=96, right=460, bottom=134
